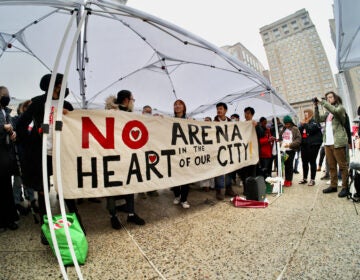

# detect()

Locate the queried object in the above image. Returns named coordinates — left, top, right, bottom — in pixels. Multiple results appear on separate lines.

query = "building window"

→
left=291, top=20, right=299, bottom=30
left=282, top=24, right=289, bottom=34
left=273, top=28, right=280, bottom=38
left=301, top=15, right=310, bottom=26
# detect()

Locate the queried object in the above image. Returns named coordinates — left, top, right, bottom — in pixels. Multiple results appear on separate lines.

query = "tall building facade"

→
left=260, top=9, right=336, bottom=117
left=221, top=42, right=269, bottom=80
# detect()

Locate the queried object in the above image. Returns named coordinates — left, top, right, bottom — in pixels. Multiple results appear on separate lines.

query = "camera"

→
left=312, top=97, right=319, bottom=103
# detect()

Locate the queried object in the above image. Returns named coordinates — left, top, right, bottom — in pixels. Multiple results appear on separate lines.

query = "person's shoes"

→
left=225, top=187, right=237, bottom=197
left=41, top=231, right=49, bottom=245
left=110, top=216, right=121, bottom=230
left=127, top=213, right=145, bottom=225
left=323, top=186, right=337, bottom=193
left=216, top=189, right=225, bottom=200
left=7, top=222, right=18, bottom=230
left=338, top=188, right=350, bottom=198
left=283, top=180, right=292, bottom=187
left=293, top=170, right=299, bottom=174
left=181, top=201, right=190, bottom=209
left=308, top=179, right=315, bottom=186
left=88, top=198, right=101, bottom=203
left=298, top=179, right=307, bottom=184
left=321, top=175, right=330, bottom=180
left=147, top=190, right=159, bottom=197
left=173, top=196, right=181, bottom=205
left=139, top=193, right=147, bottom=199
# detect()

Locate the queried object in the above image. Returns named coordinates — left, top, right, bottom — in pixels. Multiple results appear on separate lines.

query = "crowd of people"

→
left=1, top=74, right=359, bottom=242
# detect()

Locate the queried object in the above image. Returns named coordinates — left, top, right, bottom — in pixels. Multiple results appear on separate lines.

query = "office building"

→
left=221, top=42, right=269, bottom=80
left=260, top=9, right=336, bottom=117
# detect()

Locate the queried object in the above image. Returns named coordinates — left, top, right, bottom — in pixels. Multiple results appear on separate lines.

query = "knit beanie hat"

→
left=283, top=115, right=294, bottom=124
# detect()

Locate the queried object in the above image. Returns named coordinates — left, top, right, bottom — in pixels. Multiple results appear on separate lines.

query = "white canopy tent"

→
left=334, top=0, right=360, bottom=71
left=0, top=1, right=294, bottom=278
left=0, top=0, right=295, bottom=117
left=334, top=0, right=360, bottom=120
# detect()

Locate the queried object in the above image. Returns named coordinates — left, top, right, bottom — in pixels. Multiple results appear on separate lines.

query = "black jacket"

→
left=298, top=118, right=323, bottom=146
left=16, top=93, right=73, bottom=189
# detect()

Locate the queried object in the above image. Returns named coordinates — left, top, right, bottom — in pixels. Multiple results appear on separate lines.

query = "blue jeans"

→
left=214, top=174, right=232, bottom=189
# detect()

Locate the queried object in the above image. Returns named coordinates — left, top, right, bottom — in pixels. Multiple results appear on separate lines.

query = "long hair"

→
left=173, top=99, right=187, bottom=117
left=325, top=91, right=341, bottom=105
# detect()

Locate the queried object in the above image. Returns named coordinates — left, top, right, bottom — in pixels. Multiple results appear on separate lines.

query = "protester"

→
left=230, top=113, right=240, bottom=121
left=171, top=99, right=191, bottom=208
left=104, top=90, right=145, bottom=229
left=16, top=73, right=84, bottom=243
left=257, top=116, right=274, bottom=178
left=238, top=107, right=259, bottom=195
left=298, top=109, right=323, bottom=186
left=314, top=91, right=349, bottom=197
left=213, top=102, right=236, bottom=200
left=0, top=86, right=19, bottom=231
left=12, top=100, right=37, bottom=215
left=279, top=115, right=302, bottom=187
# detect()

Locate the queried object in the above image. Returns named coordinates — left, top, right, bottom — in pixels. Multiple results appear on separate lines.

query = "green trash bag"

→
left=41, top=213, right=88, bottom=266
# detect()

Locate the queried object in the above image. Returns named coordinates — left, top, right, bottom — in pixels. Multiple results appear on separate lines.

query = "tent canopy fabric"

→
left=334, top=0, right=360, bottom=71
left=0, top=0, right=295, bottom=119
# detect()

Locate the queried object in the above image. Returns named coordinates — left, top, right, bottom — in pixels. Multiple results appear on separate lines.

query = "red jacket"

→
left=259, top=128, right=272, bottom=159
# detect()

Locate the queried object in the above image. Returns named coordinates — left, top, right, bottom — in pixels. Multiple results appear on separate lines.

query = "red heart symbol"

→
left=149, top=154, right=157, bottom=163
left=131, top=129, right=140, bottom=140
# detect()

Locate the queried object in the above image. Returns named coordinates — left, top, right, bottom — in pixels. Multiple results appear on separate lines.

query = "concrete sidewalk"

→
left=1, top=172, right=360, bottom=279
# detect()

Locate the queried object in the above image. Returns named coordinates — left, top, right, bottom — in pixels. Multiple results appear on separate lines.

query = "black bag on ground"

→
left=354, top=171, right=360, bottom=196
left=348, top=170, right=360, bottom=202
left=245, top=176, right=266, bottom=201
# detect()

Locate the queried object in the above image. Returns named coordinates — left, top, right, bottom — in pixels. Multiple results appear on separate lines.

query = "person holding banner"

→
left=16, top=74, right=84, bottom=243
left=213, top=102, right=237, bottom=200
left=105, top=90, right=146, bottom=228
left=239, top=107, right=260, bottom=196
left=171, top=99, right=191, bottom=208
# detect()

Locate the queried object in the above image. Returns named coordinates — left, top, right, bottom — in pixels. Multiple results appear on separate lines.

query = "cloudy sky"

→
left=128, top=0, right=337, bottom=74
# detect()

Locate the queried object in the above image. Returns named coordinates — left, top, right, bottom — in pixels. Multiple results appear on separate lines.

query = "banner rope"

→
left=120, top=222, right=167, bottom=280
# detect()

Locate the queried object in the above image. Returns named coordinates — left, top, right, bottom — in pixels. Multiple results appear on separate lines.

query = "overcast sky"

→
left=128, top=0, right=337, bottom=74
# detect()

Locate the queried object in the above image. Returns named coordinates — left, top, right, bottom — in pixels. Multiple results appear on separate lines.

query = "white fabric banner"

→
left=55, top=110, right=259, bottom=198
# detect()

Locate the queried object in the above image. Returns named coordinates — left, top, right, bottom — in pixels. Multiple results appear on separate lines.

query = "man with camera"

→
left=313, top=91, right=349, bottom=197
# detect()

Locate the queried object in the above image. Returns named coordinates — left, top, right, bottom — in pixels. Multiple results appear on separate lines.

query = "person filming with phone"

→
left=314, top=91, right=349, bottom=198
